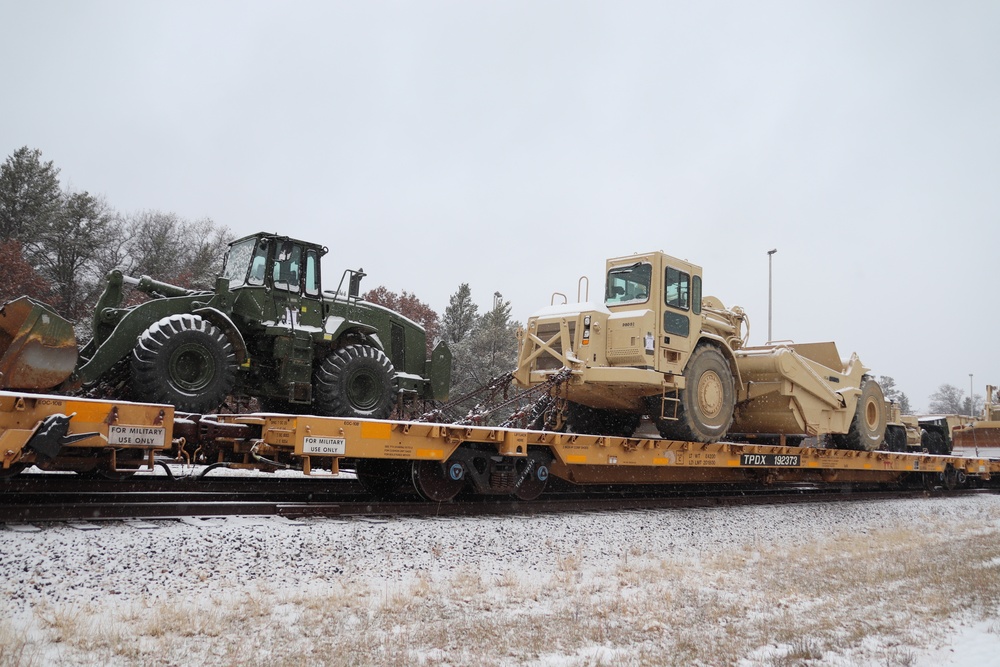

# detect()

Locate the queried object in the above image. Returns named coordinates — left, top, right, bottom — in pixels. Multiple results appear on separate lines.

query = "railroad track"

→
left=2, top=472, right=995, bottom=524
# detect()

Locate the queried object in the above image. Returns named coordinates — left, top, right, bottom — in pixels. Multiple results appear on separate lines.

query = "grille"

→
left=533, top=321, right=575, bottom=370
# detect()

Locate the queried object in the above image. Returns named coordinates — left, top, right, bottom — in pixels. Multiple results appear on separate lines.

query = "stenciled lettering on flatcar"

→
left=740, top=453, right=800, bottom=467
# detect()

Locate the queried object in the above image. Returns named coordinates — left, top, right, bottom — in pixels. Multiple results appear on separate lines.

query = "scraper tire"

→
left=131, top=314, right=237, bottom=413
left=653, top=344, right=734, bottom=443
left=832, top=378, right=886, bottom=451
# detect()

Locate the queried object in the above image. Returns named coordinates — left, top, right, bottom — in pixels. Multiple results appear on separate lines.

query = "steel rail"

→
left=1, top=474, right=995, bottom=525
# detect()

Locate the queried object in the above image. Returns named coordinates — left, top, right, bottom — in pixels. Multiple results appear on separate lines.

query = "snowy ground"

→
left=2, top=493, right=1000, bottom=666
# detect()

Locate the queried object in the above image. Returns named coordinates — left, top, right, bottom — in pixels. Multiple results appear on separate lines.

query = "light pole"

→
left=970, top=373, right=975, bottom=417
left=767, top=249, right=777, bottom=344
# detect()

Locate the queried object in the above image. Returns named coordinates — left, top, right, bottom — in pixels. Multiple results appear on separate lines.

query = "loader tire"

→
left=131, top=314, right=237, bottom=413
left=884, top=425, right=907, bottom=452
left=313, top=344, right=397, bottom=419
left=653, top=344, right=735, bottom=443
left=833, top=378, right=886, bottom=451
left=565, top=401, right=640, bottom=438
left=922, top=431, right=948, bottom=455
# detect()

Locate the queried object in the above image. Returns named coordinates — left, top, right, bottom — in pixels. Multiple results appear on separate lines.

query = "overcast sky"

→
left=2, top=1, right=998, bottom=411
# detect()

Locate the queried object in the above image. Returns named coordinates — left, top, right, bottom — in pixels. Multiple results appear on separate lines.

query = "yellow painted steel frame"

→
left=0, top=390, right=174, bottom=472
left=217, top=413, right=996, bottom=487
left=222, top=415, right=529, bottom=470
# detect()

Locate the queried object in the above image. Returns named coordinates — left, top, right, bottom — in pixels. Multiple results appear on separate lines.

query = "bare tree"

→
left=119, top=210, right=232, bottom=288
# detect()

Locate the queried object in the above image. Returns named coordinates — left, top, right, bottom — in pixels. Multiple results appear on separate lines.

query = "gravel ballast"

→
left=2, top=494, right=999, bottom=666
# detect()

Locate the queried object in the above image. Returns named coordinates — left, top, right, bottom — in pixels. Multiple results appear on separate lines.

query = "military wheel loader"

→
left=0, top=232, right=451, bottom=417
left=513, top=251, right=888, bottom=450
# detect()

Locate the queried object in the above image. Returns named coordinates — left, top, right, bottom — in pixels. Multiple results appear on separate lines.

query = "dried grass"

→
left=10, top=511, right=1000, bottom=666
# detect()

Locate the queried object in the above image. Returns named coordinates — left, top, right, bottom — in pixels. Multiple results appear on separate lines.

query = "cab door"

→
left=657, top=264, right=702, bottom=373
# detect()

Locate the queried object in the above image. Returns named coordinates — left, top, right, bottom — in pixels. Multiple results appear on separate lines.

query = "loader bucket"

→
left=0, top=296, right=78, bottom=390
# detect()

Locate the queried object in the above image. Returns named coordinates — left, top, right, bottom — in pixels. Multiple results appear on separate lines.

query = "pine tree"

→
left=442, top=283, right=479, bottom=343
left=0, top=147, right=62, bottom=242
left=451, top=292, right=520, bottom=400
left=27, top=191, right=115, bottom=320
left=877, top=375, right=912, bottom=415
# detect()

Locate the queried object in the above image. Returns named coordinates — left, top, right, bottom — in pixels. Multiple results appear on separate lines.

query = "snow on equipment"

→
left=513, top=251, right=888, bottom=449
left=0, top=233, right=450, bottom=417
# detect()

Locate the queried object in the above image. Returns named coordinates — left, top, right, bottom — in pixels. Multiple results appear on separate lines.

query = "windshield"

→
left=605, top=262, right=651, bottom=306
left=221, top=238, right=257, bottom=288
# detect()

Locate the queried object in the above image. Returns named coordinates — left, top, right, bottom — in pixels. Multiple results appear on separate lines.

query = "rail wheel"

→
left=832, top=378, right=886, bottom=451
left=131, top=314, right=237, bottom=413
left=653, top=344, right=734, bottom=443
left=922, top=473, right=937, bottom=491
left=513, top=453, right=552, bottom=501
left=566, top=402, right=640, bottom=438
left=942, top=465, right=963, bottom=491
left=355, top=459, right=410, bottom=498
left=313, top=345, right=397, bottom=419
left=412, top=459, right=466, bottom=502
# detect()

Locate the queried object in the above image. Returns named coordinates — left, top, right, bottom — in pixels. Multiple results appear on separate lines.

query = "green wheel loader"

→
left=0, top=232, right=450, bottom=417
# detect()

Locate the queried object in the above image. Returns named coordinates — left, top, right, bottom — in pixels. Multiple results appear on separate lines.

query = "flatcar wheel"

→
left=920, top=473, right=934, bottom=491
left=942, top=465, right=960, bottom=491
left=513, top=456, right=551, bottom=501
left=412, top=460, right=466, bottom=502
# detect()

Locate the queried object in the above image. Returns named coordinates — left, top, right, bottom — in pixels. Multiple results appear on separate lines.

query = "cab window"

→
left=664, top=267, right=690, bottom=310
left=606, top=262, right=651, bottom=306
left=247, top=240, right=268, bottom=286
left=304, top=249, right=320, bottom=296
left=273, top=242, right=302, bottom=293
left=221, top=238, right=257, bottom=288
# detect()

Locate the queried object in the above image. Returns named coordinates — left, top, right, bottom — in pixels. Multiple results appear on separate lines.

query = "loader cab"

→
left=220, top=233, right=329, bottom=331
left=604, top=252, right=703, bottom=373
left=222, top=234, right=326, bottom=298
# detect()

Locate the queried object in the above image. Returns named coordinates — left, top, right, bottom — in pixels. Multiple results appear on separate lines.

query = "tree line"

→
left=0, top=147, right=232, bottom=330
left=879, top=375, right=992, bottom=417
